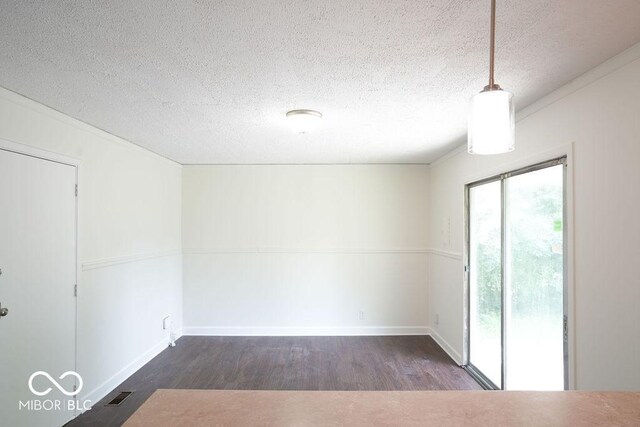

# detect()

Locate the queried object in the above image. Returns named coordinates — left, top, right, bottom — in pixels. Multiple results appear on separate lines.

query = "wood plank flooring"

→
left=67, top=336, right=481, bottom=426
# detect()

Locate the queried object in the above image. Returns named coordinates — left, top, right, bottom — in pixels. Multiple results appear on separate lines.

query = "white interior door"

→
left=0, top=147, right=77, bottom=427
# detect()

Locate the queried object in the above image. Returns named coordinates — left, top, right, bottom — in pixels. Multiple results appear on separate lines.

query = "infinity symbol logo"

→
left=28, top=371, right=83, bottom=397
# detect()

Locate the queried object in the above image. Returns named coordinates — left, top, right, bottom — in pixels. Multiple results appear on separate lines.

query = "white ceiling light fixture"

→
left=286, top=109, right=322, bottom=134
left=468, top=0, right=515, bottom=155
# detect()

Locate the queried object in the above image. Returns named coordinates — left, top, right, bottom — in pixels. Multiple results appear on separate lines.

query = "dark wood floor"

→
left=67, top=336, right=481, bottom=426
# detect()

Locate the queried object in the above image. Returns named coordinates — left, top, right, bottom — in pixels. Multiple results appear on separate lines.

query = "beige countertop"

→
left=124, top=389, right=640, bottom=426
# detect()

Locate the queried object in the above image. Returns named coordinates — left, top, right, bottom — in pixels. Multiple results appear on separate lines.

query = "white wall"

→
left=182, top=165, right=430, bottom=335
left=427, top=44, right=640, bottom=390
left=4, top=39, right=638, bottom=396
left=0, top=87, right=183, bottom=404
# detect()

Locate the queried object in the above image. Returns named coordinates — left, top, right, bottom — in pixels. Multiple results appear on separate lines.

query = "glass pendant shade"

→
left=468, top=89, right=515, bottom=155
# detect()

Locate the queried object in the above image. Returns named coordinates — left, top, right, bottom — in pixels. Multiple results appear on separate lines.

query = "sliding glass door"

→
left=466, top=157, right=567, bottom=390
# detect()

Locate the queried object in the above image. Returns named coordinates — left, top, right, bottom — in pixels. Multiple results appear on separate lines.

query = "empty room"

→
left=1, top=0, right=639, bottom=426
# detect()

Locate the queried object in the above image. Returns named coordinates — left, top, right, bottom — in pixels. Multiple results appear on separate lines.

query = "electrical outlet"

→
left=435, top=313, right=440, bottom=326
left=163, top=316, right=171, bottom=330
left=358, top=310, right=365, bottom=321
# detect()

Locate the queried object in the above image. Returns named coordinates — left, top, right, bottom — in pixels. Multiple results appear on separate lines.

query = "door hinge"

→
left=74, top=284, right=78, bottom=297
left=75, top=184, right=78, bottom=197
left=563, top=315, right=568, bottom=341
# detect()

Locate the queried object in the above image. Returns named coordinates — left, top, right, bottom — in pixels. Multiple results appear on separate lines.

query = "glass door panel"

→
left=468, top=180, right=502, bottom=388
left=505, top=164, right=565, bottom=390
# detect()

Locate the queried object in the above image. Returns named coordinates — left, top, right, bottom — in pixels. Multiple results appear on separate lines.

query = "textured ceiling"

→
left=1, top=1, right=640, bottom=164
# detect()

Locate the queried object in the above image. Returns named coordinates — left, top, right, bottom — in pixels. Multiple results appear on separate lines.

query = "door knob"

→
left=0, top=303, right=7, bottom=318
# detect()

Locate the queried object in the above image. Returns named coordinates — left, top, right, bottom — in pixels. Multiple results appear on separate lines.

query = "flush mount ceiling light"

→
left=286, top=109, right=322, bottom=134
left=468, top=0, right=515, bottom=155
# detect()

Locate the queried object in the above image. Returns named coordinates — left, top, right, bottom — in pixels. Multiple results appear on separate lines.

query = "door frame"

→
left=461, top=143, right=575, bottom=390
left=0, top=137, right=80, bottom=392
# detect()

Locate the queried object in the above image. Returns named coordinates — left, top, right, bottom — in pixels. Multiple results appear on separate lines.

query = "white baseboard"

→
left=183, top=326, right=429, bottom=336
left=79, top=334, right=178, bottom=409
left=427, top=327, right=463, bottom=365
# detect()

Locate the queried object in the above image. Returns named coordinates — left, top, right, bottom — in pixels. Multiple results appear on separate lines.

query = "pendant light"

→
left=468, top=0, right=514, bottom=154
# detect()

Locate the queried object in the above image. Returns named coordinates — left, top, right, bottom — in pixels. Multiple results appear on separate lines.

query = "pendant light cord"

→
left=486, top=0, right=500, bottom=91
